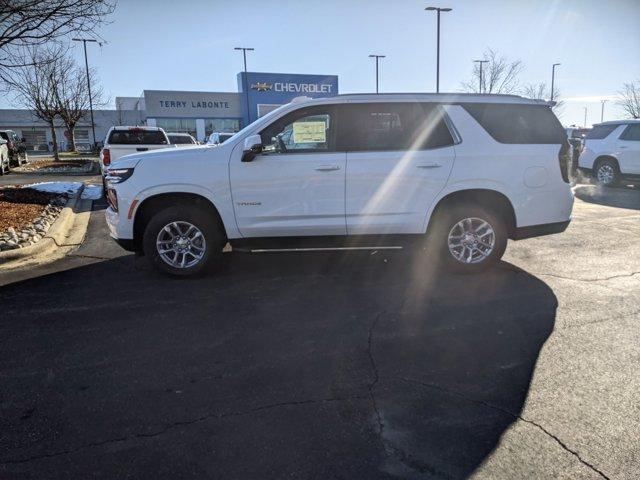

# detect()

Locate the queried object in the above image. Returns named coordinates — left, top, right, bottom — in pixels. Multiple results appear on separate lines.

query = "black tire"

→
left=427, top=204, right=508, bottom=273
left=594, top=159, right=619, bottom=187
left=142, top=205, right=224, bottom=277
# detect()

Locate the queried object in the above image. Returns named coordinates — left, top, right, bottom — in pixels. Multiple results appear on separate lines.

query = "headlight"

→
left=106, top=168, right=134, bottom=184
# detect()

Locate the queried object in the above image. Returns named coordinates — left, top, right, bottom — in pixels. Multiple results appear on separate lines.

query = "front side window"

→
left=260, top=107, right=333, bottom=154
left=336, top=103, right=454, bottom=151
left=619, top=124, right=640, bottom=141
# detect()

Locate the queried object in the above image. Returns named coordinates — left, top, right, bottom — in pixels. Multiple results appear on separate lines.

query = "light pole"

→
left=368, top=55, right=385, bottom=94
left=235, top=47, right=254, bottom=126
left=425, top=6, right=452, bottom=93
left=550, top=63, right=561, bottom=102
left=583, top=107, right=588, bottom=127
left=601, top=99, right=607, bottom=122
left=473, top=59, right=489, bottom=93
left=72, top=38, right=98, bottom=149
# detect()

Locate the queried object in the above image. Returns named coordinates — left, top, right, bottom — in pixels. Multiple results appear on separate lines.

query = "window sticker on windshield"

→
left=293, top=121, right=326, bottom=143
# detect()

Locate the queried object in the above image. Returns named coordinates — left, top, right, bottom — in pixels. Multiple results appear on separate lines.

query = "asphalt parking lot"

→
left=0, top=184, right=638, bottom=479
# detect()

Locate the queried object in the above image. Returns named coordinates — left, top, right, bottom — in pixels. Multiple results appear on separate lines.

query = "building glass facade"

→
left=154, top=118, right=197, bottom=138
left=204, top=118, right=241, bottom=137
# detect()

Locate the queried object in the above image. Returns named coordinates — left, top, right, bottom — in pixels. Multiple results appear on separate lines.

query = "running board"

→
left=233, top=246, right=404, bottom=253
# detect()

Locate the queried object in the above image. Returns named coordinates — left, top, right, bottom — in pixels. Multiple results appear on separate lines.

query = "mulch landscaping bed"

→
left=16, top=159, right=95, bottom=174
left=0, top=187, right=67, bottom=252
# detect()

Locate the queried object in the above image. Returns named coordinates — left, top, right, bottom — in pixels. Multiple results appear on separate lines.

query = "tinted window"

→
left=108, top=129, right=168, bottom=145
left=463, top=104, right=566, bottom=144
left=219, top=134, right=233, bottom=143
left=620, top=124, right=640, bottom=141
left=337, top=103, right=454, bottom=151
left=169, top=135, right=195, bottom=144
left=260, top=106, right=333, bottom=153
left=586, top=124, right=618, bottom=140
left=0, top=132, right=8, bottom=141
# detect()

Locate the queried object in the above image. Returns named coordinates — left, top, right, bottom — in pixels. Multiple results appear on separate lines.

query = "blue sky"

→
left=16, top=0, right=640, bottom=126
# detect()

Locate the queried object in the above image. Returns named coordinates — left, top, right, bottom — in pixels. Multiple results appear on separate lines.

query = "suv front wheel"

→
left=429, top=204, right=508, bottom=273
left=142, top=206, right=224, bottom=276
left=594, top=159, right=619, bottom=187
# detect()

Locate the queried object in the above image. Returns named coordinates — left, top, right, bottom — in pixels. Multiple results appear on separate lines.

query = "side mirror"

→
left=241, top=134, right=262, bottom=162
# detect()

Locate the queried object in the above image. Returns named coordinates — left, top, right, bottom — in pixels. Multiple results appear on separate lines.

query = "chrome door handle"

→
left=315, top=165, right=341, bottom=171
left=417, top=163, right=442, bottom=168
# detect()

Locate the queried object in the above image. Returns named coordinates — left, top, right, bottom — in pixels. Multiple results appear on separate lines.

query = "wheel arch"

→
left=133, top=192, right=227, bottom=253
left=427, top=188, right=517, bottom=238
left=593, top=155, right=620, bottom=171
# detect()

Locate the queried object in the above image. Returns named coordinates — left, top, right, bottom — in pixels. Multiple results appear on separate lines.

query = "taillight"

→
left=102, top=148, right=111, bottom=166
left=558, top=141, right=570, bottom=183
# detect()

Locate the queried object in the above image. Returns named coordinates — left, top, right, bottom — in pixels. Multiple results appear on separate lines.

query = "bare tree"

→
left=461, top=48, right=524, bottom=94
left=617, top=80, right=640, bottom=119
left=521, top=82, right=564, bottom=112
left=5, top=48, right=61, bottom=160
left=0, top=0, right=115, bottom=81
left=53, top=55, right=105, bottom=152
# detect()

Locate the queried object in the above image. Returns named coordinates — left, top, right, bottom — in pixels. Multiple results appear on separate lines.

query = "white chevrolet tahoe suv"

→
left=578, top=120, right=640, bottom=186
left=105, top=94, right=574, bottom=276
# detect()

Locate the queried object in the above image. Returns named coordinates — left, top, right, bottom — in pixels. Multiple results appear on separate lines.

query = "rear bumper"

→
left=512, top=220, right=571, bottom=240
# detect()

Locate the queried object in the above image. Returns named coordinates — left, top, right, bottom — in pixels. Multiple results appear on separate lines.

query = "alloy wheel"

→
left=156, top=221, right=207, bottom=269
left=447, top=217, right=496, bottom=264
left=596, top=164, right=615, bottom=185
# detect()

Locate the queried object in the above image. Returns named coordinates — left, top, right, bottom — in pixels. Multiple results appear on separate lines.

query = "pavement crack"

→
left=534, top=271, right=639, bottom=283
left=396, top=377, right=610, bottom=480
left=1, top=395, right=366, bottom=466
left=366, top=312, right=384, bottom=439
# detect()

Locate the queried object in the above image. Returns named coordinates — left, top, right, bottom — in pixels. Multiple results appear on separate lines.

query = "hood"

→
left=109, top=145, right=213, bottom=169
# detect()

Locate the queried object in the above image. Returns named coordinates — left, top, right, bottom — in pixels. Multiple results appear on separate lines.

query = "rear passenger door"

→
left=617, top=124, right=640, bottom=174
left=338, top=102, right=456, bottom=235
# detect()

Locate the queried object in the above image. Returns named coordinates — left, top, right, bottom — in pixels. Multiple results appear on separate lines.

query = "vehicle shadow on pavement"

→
left=573, top=184, right=640, bottom=210
left=0, top=251, right=557, bottom=479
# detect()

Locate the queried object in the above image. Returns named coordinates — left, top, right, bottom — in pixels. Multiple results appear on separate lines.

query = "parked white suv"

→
left=578, top=120, right=640, bottom=186
left=105, top=94, right=574, bottom=276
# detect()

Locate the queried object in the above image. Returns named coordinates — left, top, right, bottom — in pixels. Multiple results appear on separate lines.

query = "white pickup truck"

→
left=100, top=126, right=175, bottom=176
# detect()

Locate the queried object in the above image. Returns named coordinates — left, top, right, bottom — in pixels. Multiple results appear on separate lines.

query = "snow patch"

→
left=22, top=182, right=83, bottom=195
left=81, top=184, right=103, bottom=200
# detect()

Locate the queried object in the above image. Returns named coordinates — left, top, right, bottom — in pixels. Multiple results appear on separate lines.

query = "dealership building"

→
left=0, top=72, right=339, bottom=151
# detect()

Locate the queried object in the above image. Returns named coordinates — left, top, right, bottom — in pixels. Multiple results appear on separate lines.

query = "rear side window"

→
left=619, top=124, right=640, bottom=141
left=337, top=103, right=454, bottom=151
left=108, top=129, right=168, bottom=145
left=463, top=104, right=565, bottom=144
left=586, top=124, right=618, bottom=140
left=169, top=135, right=195, bottom=144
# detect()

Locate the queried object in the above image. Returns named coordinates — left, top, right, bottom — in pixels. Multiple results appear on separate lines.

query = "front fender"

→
left=130, top=183, right=240, bottom=239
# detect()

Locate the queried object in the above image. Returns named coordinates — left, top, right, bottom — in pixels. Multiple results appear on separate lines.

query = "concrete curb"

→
left=0, top=184, right=86, bottom=264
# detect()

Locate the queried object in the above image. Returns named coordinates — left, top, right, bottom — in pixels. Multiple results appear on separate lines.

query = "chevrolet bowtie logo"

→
left=251, top=82, right=272, bottom=91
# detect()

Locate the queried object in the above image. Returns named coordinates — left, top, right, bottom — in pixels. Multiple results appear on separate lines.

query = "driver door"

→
left=229, top=105, right=347, bottom=237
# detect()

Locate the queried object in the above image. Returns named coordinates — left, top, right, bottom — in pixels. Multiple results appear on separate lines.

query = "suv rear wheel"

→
left=594, top=159, right=619, bottom=187
left=142, top=206, right=224, bottom=276
left=428, top=204, right=508, bottom=273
